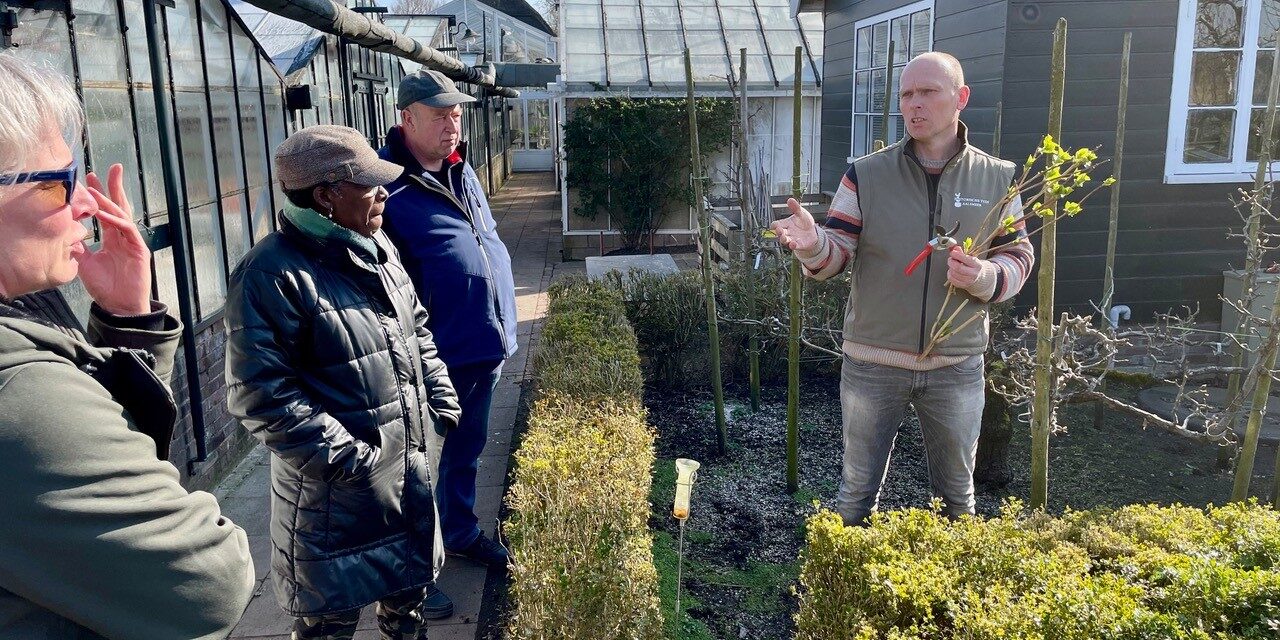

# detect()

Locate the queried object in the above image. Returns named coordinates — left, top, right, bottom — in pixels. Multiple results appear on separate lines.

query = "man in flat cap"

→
left=377, top=70, right=517, bottom=611
left=225, top=125, right=462, bottom=638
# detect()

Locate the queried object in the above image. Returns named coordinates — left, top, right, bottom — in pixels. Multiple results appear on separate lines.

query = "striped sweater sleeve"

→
left=963, top=194, right=1035, bottom=303
left=797, top=164, right=862, bottom=281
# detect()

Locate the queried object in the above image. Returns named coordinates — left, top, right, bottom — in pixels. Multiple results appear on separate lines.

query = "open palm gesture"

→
left=770, top=198, right=819, bottom=254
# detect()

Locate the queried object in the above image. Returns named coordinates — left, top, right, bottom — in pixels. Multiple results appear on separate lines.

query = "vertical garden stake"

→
left=787, top=46, right=803, bottom=494
left=1093, top=32, right=1131, bottom=431
left=685, top=49, right=728, bottom=454
left=1225, top=30, right=1280, bottom=469
left=881, top=39, right=895, bottom=148
left=739, top=48, right=761, bottom=412
left=1030, top=18, right=1067, bottom=510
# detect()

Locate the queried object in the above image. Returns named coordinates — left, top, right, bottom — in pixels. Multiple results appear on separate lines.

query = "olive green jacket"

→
left=0, top=294, right=255, bottom=639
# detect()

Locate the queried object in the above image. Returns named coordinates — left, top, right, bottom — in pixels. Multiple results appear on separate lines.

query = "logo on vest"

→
left=953, top=192, right=990, bottom=209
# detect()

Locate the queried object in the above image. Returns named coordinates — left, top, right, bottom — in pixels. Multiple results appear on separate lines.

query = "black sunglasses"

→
left=0, top=161, right=79, bottom=206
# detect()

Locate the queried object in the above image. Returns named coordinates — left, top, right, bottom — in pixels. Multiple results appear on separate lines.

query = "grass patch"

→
left=653, top=529, right=715, bottom=640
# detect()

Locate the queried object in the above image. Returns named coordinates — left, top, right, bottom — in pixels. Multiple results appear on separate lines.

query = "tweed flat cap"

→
left=274, top=125, right=404, bottom=191
left=396, top=69, right=477, bottom=110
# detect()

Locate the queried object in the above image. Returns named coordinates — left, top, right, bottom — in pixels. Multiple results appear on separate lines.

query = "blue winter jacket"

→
left=377, top=126, right=517, bottom=368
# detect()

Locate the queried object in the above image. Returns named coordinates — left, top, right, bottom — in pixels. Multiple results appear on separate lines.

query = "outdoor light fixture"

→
left=452, top=21, right=480, bottom=46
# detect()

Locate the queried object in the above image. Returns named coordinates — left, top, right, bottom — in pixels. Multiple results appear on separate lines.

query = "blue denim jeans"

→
left=438, top=360, right=503, bottom=551
left=836, top=353, right=986, bottom=526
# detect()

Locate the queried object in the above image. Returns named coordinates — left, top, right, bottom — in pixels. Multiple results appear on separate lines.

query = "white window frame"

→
left=1166, top=0, right=1280, bottom=183
left=847, top=0, right=933, bottom=164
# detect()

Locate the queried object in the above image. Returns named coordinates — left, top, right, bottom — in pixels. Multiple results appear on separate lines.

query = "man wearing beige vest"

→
left=772, top=52, right=1035, bottom=526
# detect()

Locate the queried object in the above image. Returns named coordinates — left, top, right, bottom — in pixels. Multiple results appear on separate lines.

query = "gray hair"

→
left=0, top=53, right=83, bottom=174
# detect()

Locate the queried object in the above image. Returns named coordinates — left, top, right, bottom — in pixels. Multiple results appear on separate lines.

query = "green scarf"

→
left=281, top=203, right=380, bottom=262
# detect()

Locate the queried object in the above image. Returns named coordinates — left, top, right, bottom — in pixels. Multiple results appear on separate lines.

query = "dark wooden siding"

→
left=1001, top=0, right=1241, bottom=320
left=819, top=0, right=1009, bottom=189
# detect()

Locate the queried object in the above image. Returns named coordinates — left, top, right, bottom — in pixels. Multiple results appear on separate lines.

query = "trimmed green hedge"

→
left=796, top=502, right=1280, bottom=640
left=505, top=277, right=662, bottom=639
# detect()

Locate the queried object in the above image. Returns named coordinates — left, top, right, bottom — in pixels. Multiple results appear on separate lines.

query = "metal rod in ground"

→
left=685, top=48, right=728, bottom=454
left=992, top=100, right=1003, bottom=156
left=1030, top=18, right=1067, bottom=510
left=1225, top=29, right=1280, bottom=464
left=739, top=47, right=761, bottom=412
left=1093, top=32, right=1131, bottom=431
left=787, top=46, right=803, bottom=494
left=675, top=520, right=686, bottom=619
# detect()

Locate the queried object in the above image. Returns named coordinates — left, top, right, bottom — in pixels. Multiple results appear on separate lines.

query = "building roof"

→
left=228, top=0, right=324, bottom=77
left=560, top=0, right=822, bottom=92
left=474, top=0, right=557, bottom=37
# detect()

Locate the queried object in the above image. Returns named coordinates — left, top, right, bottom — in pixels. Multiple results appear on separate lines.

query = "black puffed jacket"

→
left=224, top=214, right=461, bottom=617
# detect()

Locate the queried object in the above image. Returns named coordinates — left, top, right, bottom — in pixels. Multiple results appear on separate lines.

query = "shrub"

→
left=796, top=502, right=1280, bottom=640
left=506, top=276, right=662, bottom=639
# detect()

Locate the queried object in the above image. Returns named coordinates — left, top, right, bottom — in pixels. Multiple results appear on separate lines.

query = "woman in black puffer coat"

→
left=225, top=125, right=462, bottom=640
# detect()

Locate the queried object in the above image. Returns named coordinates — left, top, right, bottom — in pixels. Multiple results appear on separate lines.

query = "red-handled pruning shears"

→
left=904, top=221, right=961, bottom=276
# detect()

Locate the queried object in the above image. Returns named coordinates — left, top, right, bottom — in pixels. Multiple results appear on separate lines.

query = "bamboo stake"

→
left=1225, top=30, right=1280, bottom=459
left=739, top=48, right=761, bottom=412
left=686, top=48, right=727, bottom=454
left=1093, top=32, right=1131, bottom=431
left=787, top=46, right=803, bottom=494
left=1030, top=18, right=1067, bottom=510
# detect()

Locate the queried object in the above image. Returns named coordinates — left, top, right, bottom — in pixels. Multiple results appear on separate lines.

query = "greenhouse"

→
left=553, top=0, right=825, bottom=255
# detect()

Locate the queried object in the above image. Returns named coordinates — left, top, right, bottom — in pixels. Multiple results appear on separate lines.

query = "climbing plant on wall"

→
left=564, top=97, right=735, bottom=250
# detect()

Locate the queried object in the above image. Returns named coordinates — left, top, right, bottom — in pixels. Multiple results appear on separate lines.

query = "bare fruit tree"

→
left=392, top=0, right=442, bottom=13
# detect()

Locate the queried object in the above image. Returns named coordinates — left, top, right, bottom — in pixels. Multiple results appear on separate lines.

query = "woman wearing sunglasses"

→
left=0, top=54, right=255, bottom=638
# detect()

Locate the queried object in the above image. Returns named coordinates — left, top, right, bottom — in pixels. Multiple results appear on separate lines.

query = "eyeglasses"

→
left=0, top=161, right=79, bottom=206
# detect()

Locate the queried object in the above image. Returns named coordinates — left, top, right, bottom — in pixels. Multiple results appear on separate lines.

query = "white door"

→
left=513, top=95, right=554, bottom=172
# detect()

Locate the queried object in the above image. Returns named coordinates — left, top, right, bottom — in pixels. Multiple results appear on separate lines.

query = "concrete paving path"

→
left=220, top=172, right=564, bottom=640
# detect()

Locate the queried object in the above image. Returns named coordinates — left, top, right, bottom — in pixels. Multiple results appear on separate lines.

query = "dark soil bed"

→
left=647, top=375, right=1277, bottom=640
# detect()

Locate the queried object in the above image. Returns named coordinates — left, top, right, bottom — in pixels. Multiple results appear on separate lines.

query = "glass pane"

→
left=200, top=0, right=233, bottom=89
left=911, top=10, right=931, bottom=57
left=853, top=114, right=868, bottom=157
left=648, top=54, right=684, bottom=83
left=189, top=203, right=227, bottom=318
left=726, top=29, right=766, bottom=54
left=75, top=0, right=128, bottom=82
left=1195, top=0, right=1243, bottom=48
left=765, top=29, right=803, bottom=54
left=682, top=6, right=720, bottom=28
left=565, top=3, right=603, bottom=29
left=567, top=54, right=608, bottom=82
left=856, top=26, right=871, bottom=69
left=133, top=87, right=170, bottom=220
left=609, top=55, right=648, bottom=84
left=249, top=185, right=273, bottom=242
left=646, top=31, right=685, bottom=53
left=643, top=5, right=681, bottom=25
left=870, top=67, right=887, bottom=112
left=567, top=28, right=605, bottom=54
left=530, top=101, right=551, bottom=150
left=239, top=91, right=268, bottom=189
left=872, top=22, right=889, bottom=68
left=1263, top=0, right=1280, bottom=46
left=167, top=0, right=204, bottom=89
left=10, top=10, right=73, bottom=77
left=1256, top=49, right=1279, bottom=104
left=121, top=0, right=152, bottom=80
left=855, top=70, right=870, bottom=112
left=82, top=88, right=146, bottom=219
left=1247, top=107, right=1280, bottom=160
left=1184, top=109, right=1235, bottom=162
left=175, top=91, right=217, bottom=207
left=153, top=247, right=182, bottom=312
left=606, top=30, right=645, bottom=55
left=870, top=114, right=886, bottom=146
left=603, top=5, right=641, bottom=28
left=756, top=5, right=791, bottom=25
left=734, top=54, right=773, bottom=85
left=772, top=54, right=803, bottom=83
left=686, top=31, right=725, bottom=55
left=692, top=54, right=729, bottom=82
left=1190, top=51, right=1240, bottom=105
left=721, top=6, right=757, bottom=29
left=222, top=193, right=251, bottom=271
left=891, top=64, right=904, bottom=112
left=890, top=15, right=910, bottom=64
left=211, top=92, right=247, bottom=200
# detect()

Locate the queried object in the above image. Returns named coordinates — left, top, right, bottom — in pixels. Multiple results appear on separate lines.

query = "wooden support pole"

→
left=787, top=46, right=803, bottom=494
left=685, top=48, right=728, bottom=455
left=739, top=48, right=761, bottom=412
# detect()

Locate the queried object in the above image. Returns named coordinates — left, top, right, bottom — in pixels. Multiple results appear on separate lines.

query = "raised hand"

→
left=770, top=198, right=819, bottom=254
left=81, top=164, right=152, bottom=316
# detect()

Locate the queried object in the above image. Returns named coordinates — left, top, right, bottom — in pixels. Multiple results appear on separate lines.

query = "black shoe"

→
left=449, top=532, right=510, bottom=571
left=419, top=584, right=454, bottom=620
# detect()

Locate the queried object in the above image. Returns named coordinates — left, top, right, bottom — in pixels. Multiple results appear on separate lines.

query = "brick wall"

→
left=166, top=318, right=257, bottom=492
